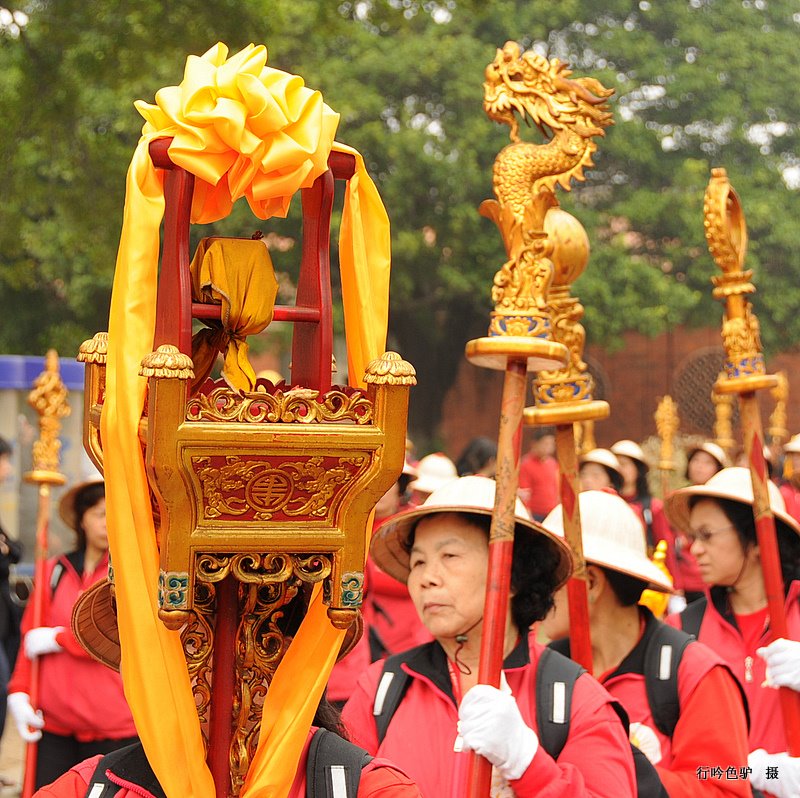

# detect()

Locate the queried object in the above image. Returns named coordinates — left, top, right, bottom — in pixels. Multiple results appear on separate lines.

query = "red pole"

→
left=740, top=394, right=800, bottom=755
left=208, top=575, right=239, bottom=798
left=21, top=486, right=51, bottom=798
left=555, top=425, right=592, bottom=673
left=465, top=359, right=527, bottom=798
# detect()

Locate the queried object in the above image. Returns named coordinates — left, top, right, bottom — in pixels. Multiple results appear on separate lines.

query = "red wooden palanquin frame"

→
left=149, top=137, right=357, bottom=393
left=147, top=139, right=358, bottom=796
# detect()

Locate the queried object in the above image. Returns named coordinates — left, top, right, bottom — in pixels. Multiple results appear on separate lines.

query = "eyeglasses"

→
left=685, top=524, right=736, bottom=544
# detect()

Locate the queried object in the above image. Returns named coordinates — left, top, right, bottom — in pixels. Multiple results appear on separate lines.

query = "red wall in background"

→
left=437, top=325, right=800, bottom=461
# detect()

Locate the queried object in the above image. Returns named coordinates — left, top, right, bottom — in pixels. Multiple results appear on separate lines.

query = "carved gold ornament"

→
left=139, top=344, right=195, bottom=380
left=364, top=351, right=417, bottom=386
left=77, top=332, right=108, bottom=365
left=187, top=384, right=374, bottom=425
left=191, top=456, right=366, bottom=522
left=704, top=168, right=774, bottom=390
left=712, top=374, right=737, bottom=457
left=26, top=350, right=70, bottom=485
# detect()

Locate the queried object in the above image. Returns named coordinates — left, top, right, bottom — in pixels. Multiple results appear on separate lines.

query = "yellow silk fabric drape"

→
left=190, top=237, right=279, bottom=391
left=101, top=42, right=388, bottom=798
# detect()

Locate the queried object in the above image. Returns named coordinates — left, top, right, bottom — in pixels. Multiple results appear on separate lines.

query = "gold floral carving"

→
left=26, top=350, right=70, bottom=479
left=364, top=351, right=417, bottom=386
left=182, top=582, right=215, bottom=737
left=77, top=332, right=108, bottom=365
left=186, top=384, right=374, bottom=424
left=195, top=553, right=332, bottom=585
left=139, top=344, right=195, bottom=380
left=192, top=455, right=366, bottom=521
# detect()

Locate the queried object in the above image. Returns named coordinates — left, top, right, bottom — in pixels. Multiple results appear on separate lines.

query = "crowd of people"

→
left=0, top=429, right=799, bottom=797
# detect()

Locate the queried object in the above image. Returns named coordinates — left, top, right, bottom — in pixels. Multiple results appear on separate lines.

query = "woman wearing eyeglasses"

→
left=664, top=467, right=800, bottom=798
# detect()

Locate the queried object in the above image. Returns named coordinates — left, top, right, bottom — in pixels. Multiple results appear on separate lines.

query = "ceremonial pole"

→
left=655, top=395, right=679, bottom=500
left=704, top=167, right=800, bottom=754
left=524, top=203, right=612, bottom=675
left=21, top=351, right=69, bottom=798
left=463, top=43, right=612, bottom=797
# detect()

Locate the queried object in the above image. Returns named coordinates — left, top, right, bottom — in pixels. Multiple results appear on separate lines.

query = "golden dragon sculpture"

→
left=482, top=41, right=614, bottom=221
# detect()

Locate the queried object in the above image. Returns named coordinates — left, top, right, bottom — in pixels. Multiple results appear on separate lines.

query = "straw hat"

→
left=664, top=466, right=800, bottom=537
left=408, top=453, right=457, bottom=495
left=370, top=475, right=573, bottom=588
left=610, top=440, right=647, bottom=466
left=401, top=457, right=419, bottom=479
left=686, top=441, right=729, bottom=470
left=579, top=448, right=623, bottom=481
left=58, top=480, right=104, bottom=532
left=71, top=578, right=365, bottom=672
left=543, top=491, right=673, bottom=592
left=784, top=435, right=800, bottom=455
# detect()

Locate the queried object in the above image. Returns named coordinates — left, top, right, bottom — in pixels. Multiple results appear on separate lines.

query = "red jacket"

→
left=779, top=482, right=800, bottom=524
left=518, top=455, right=559, bottom=519
left=342, top=635, right=636, bottom=797
left=597, top=610, right=750, bottom=798
left=666, top=580, right=800, bottom=755
left=33, top=730, right=422, bottom=798
left=8, top=551, right=136, bottom=741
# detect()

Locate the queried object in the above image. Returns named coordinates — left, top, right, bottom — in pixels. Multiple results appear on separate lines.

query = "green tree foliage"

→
left=1, top=1, right=798, bottom=441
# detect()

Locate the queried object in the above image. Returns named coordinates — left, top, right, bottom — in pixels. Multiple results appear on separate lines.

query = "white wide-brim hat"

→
left=579, top=448, right=624, bottom=480
left=371, top=475, right=573, bottom=588
left=543, top=490, right=673, bottom=592
left=784, top=435, right=800, bottom=455
left=408, top=452, right=458, bottom=495
left=686, top=441, right=729, bottom=470
left=664, top=466, right=800, bottom=537
left=611, top=440, right=647, bottom=467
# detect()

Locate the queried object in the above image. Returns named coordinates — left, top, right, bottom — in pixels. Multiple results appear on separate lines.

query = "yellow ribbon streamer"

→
left=101, top=42, right=390, bottom=798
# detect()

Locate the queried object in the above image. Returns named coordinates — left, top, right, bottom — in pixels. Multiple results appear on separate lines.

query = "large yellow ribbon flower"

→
left=101, top=43, right=390, bottom=798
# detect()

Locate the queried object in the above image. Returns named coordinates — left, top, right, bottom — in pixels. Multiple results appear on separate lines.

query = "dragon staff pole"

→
left=462, top=42, right=613, bottom=797
left=704, top=168, right=800, bottom=755
left=21, top=350, right=69, bottom=798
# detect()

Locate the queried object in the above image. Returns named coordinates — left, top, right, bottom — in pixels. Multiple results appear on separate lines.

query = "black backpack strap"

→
left=373, top=653, right=412, bottom=744
left=306, top=728, right=373, bottom=798
left=644, top=622, right=695, bottom=738
left=630, top=744, right=670, bottom=798
left=679, top=596, right=707, bottom=639
left=535, top=647, right=585, bottom=760
left=84, top=743, right=161, bottom=798
left=49, top=562, right=65, bottom=596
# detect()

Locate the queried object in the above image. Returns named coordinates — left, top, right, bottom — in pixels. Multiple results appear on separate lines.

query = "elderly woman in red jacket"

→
left=664, top=467, right=800, bottom=798
left=343, top=476, right=636, bottom=797
left=541, top=489, right=751, bottom=798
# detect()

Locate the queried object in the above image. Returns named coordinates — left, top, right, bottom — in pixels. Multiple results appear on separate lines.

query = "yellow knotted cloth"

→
left=101, top=42, right=386, bottom=798
left=190, top=237, right=279, bottom=391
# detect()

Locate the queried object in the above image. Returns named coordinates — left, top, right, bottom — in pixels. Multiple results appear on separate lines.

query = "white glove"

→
left=7, top=692, right=44, bottom=742
left=758, top=638, right=800, bottom=692
left=24, top=626, right=64, bottom=659
left=458, top=683, right=538, bottom=781
left=749, top=748, right=800, bottom=798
